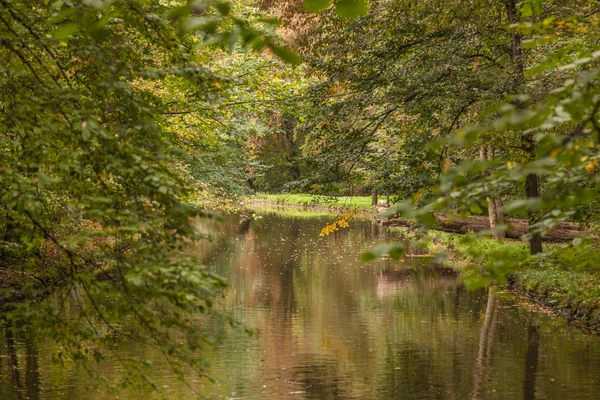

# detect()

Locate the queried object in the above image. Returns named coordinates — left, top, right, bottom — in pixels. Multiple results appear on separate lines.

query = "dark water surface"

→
left=2, top=211, right=600, bottom=399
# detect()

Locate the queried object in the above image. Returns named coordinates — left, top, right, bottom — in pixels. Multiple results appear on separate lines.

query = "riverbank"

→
left=402, top=228, right=600, bottom=333
left=246, top=193, right=375, bottom=213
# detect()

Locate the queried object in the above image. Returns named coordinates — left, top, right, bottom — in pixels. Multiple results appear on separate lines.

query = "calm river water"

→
left=1, top=210, right=600, bottom=399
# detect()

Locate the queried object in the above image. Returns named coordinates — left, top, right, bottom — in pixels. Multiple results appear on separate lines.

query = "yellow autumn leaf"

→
left=585, top=160, right=598, bottom=173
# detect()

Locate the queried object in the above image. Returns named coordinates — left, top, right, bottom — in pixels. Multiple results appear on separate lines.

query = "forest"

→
left=1, top=0, right=600, bottom=398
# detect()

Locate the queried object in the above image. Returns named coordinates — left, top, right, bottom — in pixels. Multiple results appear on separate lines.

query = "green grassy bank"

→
left=246, top=193, right=375, bottom=212
left=401, top=228, right=600, bottom=332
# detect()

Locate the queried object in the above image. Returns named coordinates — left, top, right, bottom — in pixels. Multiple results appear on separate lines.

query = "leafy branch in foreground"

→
left=0, top=0, right=293, bottom=392
left=362, top=4, right=600, bottom=285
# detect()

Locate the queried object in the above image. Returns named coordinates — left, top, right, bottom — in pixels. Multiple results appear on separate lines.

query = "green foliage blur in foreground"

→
left=0, top=0, right=304, bottom=392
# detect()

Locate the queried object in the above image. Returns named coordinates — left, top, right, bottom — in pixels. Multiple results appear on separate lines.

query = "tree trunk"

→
left=281, top=114, right=301, bottom=181
left=526, top=170, right=543, bottom=254
left=504, top=0, right=542, bottom=254
left=487, top=147, right=506, bottom=229
left=494, top=197, right=504, bottom=225
left=480, top=146, right=505, bottom=239
left=289, top=164, right=301, bottom=180
left=371, top=190, right=378, bottom=206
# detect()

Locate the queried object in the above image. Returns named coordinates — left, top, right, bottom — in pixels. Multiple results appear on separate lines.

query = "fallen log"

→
left=377, top=213, right=592, bottom=243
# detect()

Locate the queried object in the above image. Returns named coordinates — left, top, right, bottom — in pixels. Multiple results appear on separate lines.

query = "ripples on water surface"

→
left=1, top=211, right=600, bottom=399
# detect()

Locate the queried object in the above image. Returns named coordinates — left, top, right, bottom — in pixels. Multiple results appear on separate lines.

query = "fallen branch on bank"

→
left=376, top=211, right=590, bottom=243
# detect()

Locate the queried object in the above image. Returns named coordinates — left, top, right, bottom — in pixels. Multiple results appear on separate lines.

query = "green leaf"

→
left=184, top=17, right=221, bottom=33
left=361, top=243, right=405, bottom=262
left=54, top=22, right=80, bottom=39
left=215, top=2, right=230, bottom=15
left=167, top=5, right=192, bottom=21
left=520, top=2, right=533, bottom=17
left=417, top=212, right=437, bottom=227
left=258, top=17, right=282, bottom=25
left=469, top=205, right=483, bottom=215
left=251, top=39, right=268, bottom=52
left=304, top=0, right=331, bottom=12
left=126, top=274, right=144, bottom=287
left=504, top=199, right=529, bottom=214
left=522, top=39, right=537, bottom=49
left=268, top=44, right=302, bottom=66
left=334, top=0, right=368, bottom=18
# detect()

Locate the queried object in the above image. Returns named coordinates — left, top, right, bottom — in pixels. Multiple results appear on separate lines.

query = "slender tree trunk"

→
left=526, top=169, right=543, bottom=254
left=480, top=146, right=498, bottom=230
left=504, top=0, right=542, bottom=254
left=386, top=192, right=390, bottom=205
left=488, top=147, right=505, bottom=237
left=288, top=164, right=301, bottom=180
left=442, top=156, right=452, bottom=173
left=494, top=197, right=505, bottom=225
left=281, top=115, right=301, bottom=181
left=523, top=132, right=543, bottom=254
left=371, top=190, right=378, bottom=206
left=480, top=146, right=505, bottom=239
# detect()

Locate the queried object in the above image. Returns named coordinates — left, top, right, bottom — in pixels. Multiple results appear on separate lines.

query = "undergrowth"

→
left=391, top=226, right=600, bottom=329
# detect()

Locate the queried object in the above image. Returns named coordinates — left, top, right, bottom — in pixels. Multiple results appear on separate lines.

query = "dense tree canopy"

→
left=2, top=0, right=600, bottom=394
left=284, top=0, right=600, bottom=255
left=0, top=0, right=301, bottom=389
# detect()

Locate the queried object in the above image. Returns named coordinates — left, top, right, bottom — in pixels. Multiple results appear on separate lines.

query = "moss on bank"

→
left=393, top=227, right=600, bottom=332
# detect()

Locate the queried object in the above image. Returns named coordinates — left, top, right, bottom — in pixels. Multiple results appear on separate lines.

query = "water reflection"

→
left=1, top=211, right=600, bottom=399
left=472, top=291, right=498, bottom=400
left=523, top=325, right=540, bottom=400
left=3, top=322, right=41, bottom=400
